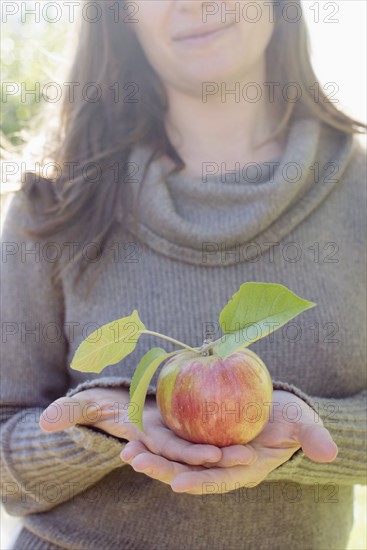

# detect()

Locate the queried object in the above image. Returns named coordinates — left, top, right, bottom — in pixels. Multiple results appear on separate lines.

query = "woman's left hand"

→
left=120, top=390, right=338, bottom=495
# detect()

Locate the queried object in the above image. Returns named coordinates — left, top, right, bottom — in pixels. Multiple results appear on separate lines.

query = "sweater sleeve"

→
left=0, top=190, right=127, bottom=517
left=266, top=381, right=367, bottom=486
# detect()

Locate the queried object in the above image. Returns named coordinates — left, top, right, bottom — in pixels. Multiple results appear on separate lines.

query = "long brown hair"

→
left=6, top=0, right=366, bottom=295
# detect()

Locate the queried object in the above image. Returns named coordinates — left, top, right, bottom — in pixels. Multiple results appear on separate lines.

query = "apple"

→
left=70, top=283, right=314, bottom=441
left=156, top=347, right=273, bottom=447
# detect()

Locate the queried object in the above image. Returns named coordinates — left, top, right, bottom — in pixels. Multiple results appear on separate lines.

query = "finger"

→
left=121, top=437, right=224, bottom=473
left=202, top=444, right=257, bottom=468
left=145, top=428, right=222, bottom=465
left=121, top=438, right=255, bottom=471
left=39, top=396, right=97, bottom=432
left=165, top=439, right=222, bottom=465
left=171, top=463, right=253, bottom=494
left=129, top=449, right=202, bottom=485
left=298, top=424, right=338, bottom=463
left=120, top=441, right=148, bottom=462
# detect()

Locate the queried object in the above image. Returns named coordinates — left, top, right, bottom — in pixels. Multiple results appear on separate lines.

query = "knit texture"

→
left=1, top=116, right=366, bottom=550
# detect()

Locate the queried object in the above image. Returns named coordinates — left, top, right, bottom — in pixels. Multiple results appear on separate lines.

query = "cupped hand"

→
left=120, top=390, right=338, bottom=495
left=39, top=387, right=256, bottom=468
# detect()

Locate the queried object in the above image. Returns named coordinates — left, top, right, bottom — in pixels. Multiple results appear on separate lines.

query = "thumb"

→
left=39, top=396, right=100, bottom=433
left=297, top=423, right=338, bottom=463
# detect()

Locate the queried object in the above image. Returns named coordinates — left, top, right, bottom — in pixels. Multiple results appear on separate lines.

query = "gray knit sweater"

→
left=1, top=117, right=366, bottom=550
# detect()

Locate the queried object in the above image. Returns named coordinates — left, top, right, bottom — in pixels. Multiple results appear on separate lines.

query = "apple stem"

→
left=201, top=333, right=214, bottom=356
left=139, top=330, right=201, bottom=354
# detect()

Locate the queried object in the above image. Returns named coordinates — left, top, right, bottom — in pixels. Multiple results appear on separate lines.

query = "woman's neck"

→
left=163, top=60, right=286, bottom=178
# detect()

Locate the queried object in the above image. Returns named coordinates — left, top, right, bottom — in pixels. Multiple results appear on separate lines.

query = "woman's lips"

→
left=173, top=23, right=235, bottom=46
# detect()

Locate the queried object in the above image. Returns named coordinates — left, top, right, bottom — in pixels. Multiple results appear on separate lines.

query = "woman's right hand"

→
left=39, top=387, right=257, bottom=468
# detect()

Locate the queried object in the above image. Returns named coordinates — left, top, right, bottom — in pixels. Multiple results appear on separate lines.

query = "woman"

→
left=1, top=1, right=366, bottom=549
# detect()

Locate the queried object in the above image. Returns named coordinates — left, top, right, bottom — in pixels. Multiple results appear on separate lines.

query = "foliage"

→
left=1, top=9, right=73, bottom=147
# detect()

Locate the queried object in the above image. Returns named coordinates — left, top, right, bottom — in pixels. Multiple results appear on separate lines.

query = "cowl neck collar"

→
left=123, top=117, right=354, bottom=266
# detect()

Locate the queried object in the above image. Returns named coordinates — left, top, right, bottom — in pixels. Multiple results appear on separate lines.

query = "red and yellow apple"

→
left=156, top=347, right=273, bottom=447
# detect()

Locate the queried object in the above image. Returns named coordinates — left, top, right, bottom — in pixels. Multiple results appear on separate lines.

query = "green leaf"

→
left=216, top=282, right=316, bottom=359
left=129, top=347, right=166, bottom=399
left=129, top=348, right=177, bottom=432
left=70, top=310, right=145, bottom=373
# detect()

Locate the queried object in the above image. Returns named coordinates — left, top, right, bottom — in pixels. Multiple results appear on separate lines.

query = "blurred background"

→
left=1, top=1, right=366, bottom=548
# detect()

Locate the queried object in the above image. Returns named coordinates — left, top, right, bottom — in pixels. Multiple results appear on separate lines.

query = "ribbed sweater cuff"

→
left=267, top=382, right=367, bottom=485
left=65, top=376, right=157, bottom=399
left=12, top=527, right=65, bottom=550
left=1, top=407, right=125, bottom=513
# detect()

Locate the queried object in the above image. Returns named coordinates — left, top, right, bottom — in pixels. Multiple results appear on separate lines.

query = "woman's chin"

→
left=173, top=65, right=245, bottom=94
